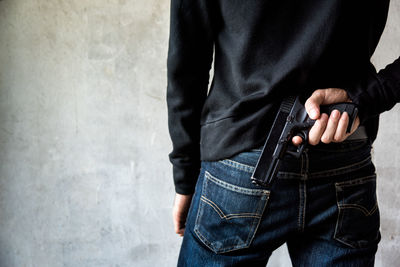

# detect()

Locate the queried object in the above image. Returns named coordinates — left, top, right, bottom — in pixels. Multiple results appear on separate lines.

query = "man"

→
left=167, top=0, right=400, bottom=266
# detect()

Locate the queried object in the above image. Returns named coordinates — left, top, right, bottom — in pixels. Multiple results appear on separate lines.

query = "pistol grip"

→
left=320, top=102, right=358, bottom=133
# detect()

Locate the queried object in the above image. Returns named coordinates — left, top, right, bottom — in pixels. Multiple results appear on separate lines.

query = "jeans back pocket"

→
left=334, top=175, right=381, bottom=248
left=194, top=169, right=269, bottom=254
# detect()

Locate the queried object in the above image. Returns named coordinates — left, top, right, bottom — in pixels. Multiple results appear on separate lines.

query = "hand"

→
left=292, top=88, right=360, bottom=146
left=172, top=193, right=193, bottom=237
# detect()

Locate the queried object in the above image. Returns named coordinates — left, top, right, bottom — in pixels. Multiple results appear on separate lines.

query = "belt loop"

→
left=300, top=149, right=309, bottom=180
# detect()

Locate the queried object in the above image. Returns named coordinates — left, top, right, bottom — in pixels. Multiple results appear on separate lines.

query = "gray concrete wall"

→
left=0, top=0, right=398, bottom=266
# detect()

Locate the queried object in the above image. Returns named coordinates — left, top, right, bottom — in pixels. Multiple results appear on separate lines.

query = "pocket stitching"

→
left=334, top=175, right=379, bottom=248
left=205, top=171, right=269, bottom=196
left=335, top=174, right=376, bottom=187
left=218, top=159, right=254, bottom=173
left=194, top=170, right=270, bottom=253
left=200, top=195, right=263, bottom=220
left=338, top=203, right=378, bottom=216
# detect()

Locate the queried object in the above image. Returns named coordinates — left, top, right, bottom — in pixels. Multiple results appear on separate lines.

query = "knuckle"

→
left=321, top=135, right=331, bottom=144
left=305, top=100, right=315, bottom=111
left=333, top=136, right=342, bottom=142
left=320, top=114, right=328, bottom=122
left=333, top=135, right=340, bottom=142
left=314, top=89, right=323, bottom=95
left=332, top=112, right=341, bottom=121
left=309, top=136, right=320, bottom=145
left=304, top=101, right=312, bottom=110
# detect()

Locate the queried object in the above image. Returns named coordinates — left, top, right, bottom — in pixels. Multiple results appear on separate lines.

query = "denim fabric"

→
left=178, top=139, right=380, bottom=267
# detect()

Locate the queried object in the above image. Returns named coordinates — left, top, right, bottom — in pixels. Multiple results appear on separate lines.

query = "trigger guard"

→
left=287, top=130, right=309, bottom=158
left=297, top=142, right=307, bottom=155
left=296, top=130, right=309, bottom=155
left=297, top=130, right=309, bottom=145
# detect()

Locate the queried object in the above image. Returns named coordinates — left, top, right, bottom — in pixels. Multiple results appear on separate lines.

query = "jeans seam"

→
left=297, top=181, right=306, bottom=232
left=308, top=156, right=372, bottom=178
left=205, top=171, right=269, bottom=196
left=296, top=182, right=301, bottom=232
left=304, top=150, right=309, bottom=180
left=335, top=174, right=376, bottom=187
left=194, top=175, right=211, bottom=250
left=300, top=153, right=304, bottom=177
left=303, top=182, right=307, bottom=232
left=218, top=159, right=254, bottom=173
left=278, top=172, right=303, bottom=179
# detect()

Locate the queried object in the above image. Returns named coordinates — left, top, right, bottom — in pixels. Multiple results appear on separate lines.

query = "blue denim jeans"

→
left=178, top=139, right=380, bottom=266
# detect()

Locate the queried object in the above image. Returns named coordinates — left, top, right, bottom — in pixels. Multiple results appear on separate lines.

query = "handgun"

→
left=251, top=95, right=358, bottom=187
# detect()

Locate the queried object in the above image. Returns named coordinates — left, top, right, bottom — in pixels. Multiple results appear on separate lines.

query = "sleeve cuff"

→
left=345, top=67, right=384, bottom=125
left=173, top=164, right=200, bottom=195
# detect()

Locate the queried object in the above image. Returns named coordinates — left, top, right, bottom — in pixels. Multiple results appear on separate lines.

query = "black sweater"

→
left=166, top=0, right=400, bottom=195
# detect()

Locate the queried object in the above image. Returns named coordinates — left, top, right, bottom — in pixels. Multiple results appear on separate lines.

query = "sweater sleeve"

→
left=346, top=57, right=400, bottom=124
left=166, top=0, right=214, bottom=195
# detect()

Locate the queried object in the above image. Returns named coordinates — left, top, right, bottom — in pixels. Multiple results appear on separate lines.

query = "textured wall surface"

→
left=0, top=1, right=398, bottom=266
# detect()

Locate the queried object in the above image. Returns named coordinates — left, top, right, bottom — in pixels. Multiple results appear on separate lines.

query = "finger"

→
left=173, top=209, right=183, bottom=232
left=305, top=90, right=325, bottom=119
left=321, top=110, right=341, bottom=144
left=173, top=217, right=181, bottom=234
left=309, top=113, right=329, bottom=145
left=333, top=112, right=349, bottom=142
left=174, top=221, right=186, bottom=236
left=292, top=136, right=303, bottom=146
left=174, top=213, right=186, bottom=231
left=177, top=227, right=185, bottom=237
left=176, top=215, right=186, bottom=236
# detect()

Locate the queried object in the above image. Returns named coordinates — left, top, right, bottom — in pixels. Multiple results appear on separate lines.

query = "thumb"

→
left=305, top=90, right=325, bottom=120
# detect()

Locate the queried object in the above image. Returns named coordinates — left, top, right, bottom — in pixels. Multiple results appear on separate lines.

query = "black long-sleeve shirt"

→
left=167, top=0, right=400, bottom=195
